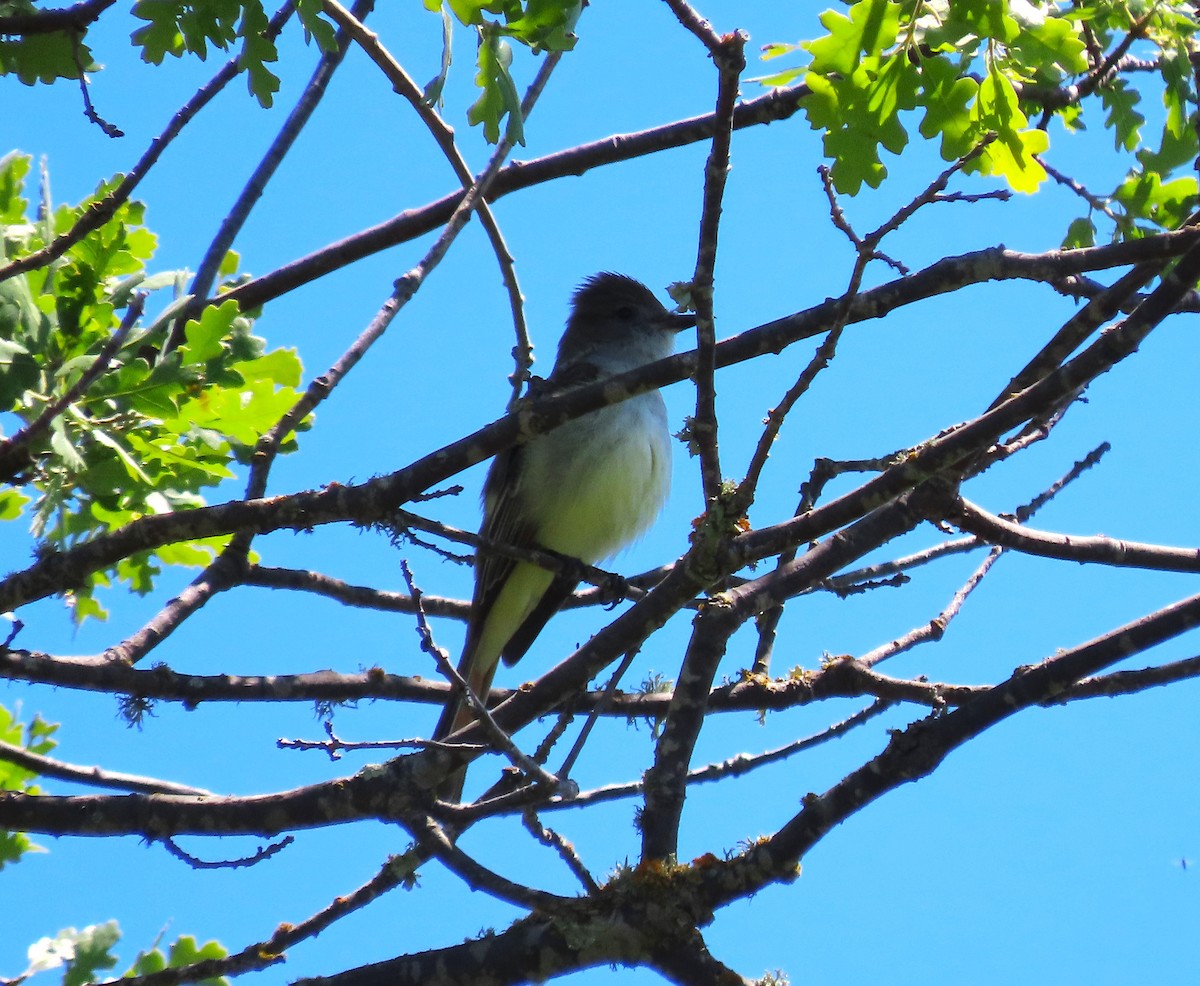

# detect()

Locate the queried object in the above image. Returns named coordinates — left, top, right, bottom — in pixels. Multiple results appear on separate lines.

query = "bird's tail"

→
left=431, top=646, right=499, bottom=803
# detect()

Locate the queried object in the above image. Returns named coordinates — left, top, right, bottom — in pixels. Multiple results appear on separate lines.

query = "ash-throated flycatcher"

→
left=432, top=273, right=695, bottom=791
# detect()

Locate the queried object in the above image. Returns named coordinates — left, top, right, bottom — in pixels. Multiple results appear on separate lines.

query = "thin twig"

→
left=858, top=547, right=1002, bottom=668
left=0, top=738, right=212, bottom=796
left=177, top=0, right=376, bottom=345
left=113, top=853, right=418, bottom=986
left=162, top=834, right=294, bottom=869
left=522, top=809, right=601, bottom=894
left=411, top=812, right=573, bottom=909
left=682, top=23, right=746, bottom=502
left=0, top=2, right=295, bottom=285
left=555, top=648, right=640, bottom=782
left=401, top=561, right=564, bottom=796
left=245, top=563, right=469, bottom=619
left=548, top=699, right=891, bottom=811
left=70, top=33, right=123, bottom=137
left=322, top=0, right=550, bottom=412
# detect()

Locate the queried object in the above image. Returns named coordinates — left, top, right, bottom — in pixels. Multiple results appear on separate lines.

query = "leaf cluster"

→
left=761, top=0, right=1199, bottom=229
left=0, top=153, right=306, bottom=620
left=131, top=0, right=335, bottom=107
left=423, top=0, right=582, bottom=143
left=15, top=916, right=229, bottom=986
left=2, top=0, right=581, bottom=138
left=0, top=0, right=97, bottom=85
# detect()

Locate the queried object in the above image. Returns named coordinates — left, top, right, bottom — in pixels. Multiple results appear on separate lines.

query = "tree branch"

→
left=947, top=495, right=1200, bottom=572
left=5, top=233, right=1200, bottom=616
left=0, top=0, right=114, bottom=35
left=216, top=83, right=811, bottom=313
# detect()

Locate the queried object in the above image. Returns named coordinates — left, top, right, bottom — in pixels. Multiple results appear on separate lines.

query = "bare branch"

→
left=0, top=739, right=212, bottom=796
left=522, top=809, right=601, bottom=893
left=401, top=559, right=565, bottom=799
left=181, top=0, right=376, bottom=335
left=706, top=588, right=1200, bottom=910
left=556, top=699, right=891, bottom=811
left=117, top=853, right=418, bottom=986
left=686, top=27, right=745, bottom=503
left=0, top=0, right=115, bottom=36
left=858, top=546, right=1002, bottom=668
left=410, top=812, right=572, bottom=910
left=217, top=83, right=812, bottom=313
left=949, top=496, right=1200, bottom=572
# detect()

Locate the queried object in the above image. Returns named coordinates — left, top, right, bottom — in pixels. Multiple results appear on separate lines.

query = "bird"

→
left=432, top=272, right=695, bottom=800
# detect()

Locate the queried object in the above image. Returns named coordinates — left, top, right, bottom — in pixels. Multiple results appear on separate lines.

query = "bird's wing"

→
left=463, top=443, right=539, bottom=662
left=499, top=574, right=578, bottom=667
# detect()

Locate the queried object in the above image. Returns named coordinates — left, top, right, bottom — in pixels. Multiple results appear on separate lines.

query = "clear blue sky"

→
left=3, top=4, right=1199, bottom=984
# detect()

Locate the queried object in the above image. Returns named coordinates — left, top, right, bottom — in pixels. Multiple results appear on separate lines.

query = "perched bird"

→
left=432, top=273, right=695, bottom=797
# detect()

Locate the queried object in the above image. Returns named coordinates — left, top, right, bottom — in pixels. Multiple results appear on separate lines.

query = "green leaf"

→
left=181, top=300, right=239, bottom=366
left=127, top=934, right=230, bottom=986
left=236, top=346, right=303, bottom=388
left=217, top=248, right=241, bottom=281
left=761, top=41, right=801, bottom=61
left=1114, top=171, right=1199, bottom=231
left=1064, top=216, right=1097, bottom=249
left=1136, top=65, right=1198, bottom=176
left=237, top=0, right=281, bottom=107
left=48, top=417, right=86, bottom=472
left=918, top=57, right=980, bottom=160
left=62, top=922, right=121, bottom=986
left=1101, top=79, right=1144, bottom=153
left=504, top=0, right=581, bottom=53
left=802, top=50, right=918, bottom=194
left=968, top=65, right=1047, bottom=193
left=90, top=427, right=154, bottom=485
left=754, top=65, right=806, bottom=88
left=3, top=158, right=306, bottom=617
left=949, top=0, right=1019, bottom=44
left=1007, top=13, right=1089, bottom=80
left=131, top=0, right=286, bottom=105
left=424, top=3, right=455, bottom=105
left=803, top=0, right=900, bottom=76
left=0, top=829, right=40, bottom=868
left=0, top=489, right=30, bottom=520
left=0, top=151, right=31, bottom=223
left=467, top=28, right=524, bottom=144
left=156, top=540, right=222, bottom=567
left=0, top=31, right=89, bottom=84
left=977, top=127, right=1049, bottom=194
left=295, top=0, right=339, bottom=53
left=26, top=713, right=58, bottom=751
left=132, top=0, right=187, bottom=63
left=0, top=704, right=57, bottom=867
left=68, top=590, right=109, bottom=624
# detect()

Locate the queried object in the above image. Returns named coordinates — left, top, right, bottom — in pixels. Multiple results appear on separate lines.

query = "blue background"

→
left=3, top=4, right=1198, bottom=984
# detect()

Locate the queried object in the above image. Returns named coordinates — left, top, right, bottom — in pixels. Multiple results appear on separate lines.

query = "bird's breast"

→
left=521, top=392, right=671, bottom=564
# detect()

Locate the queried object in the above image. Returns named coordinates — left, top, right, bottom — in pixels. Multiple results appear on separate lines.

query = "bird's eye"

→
left=615, top=304, right=636, bottom=320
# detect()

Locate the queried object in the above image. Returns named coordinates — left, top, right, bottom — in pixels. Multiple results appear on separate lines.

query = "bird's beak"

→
left=663, top=310, right=697, bottom=332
